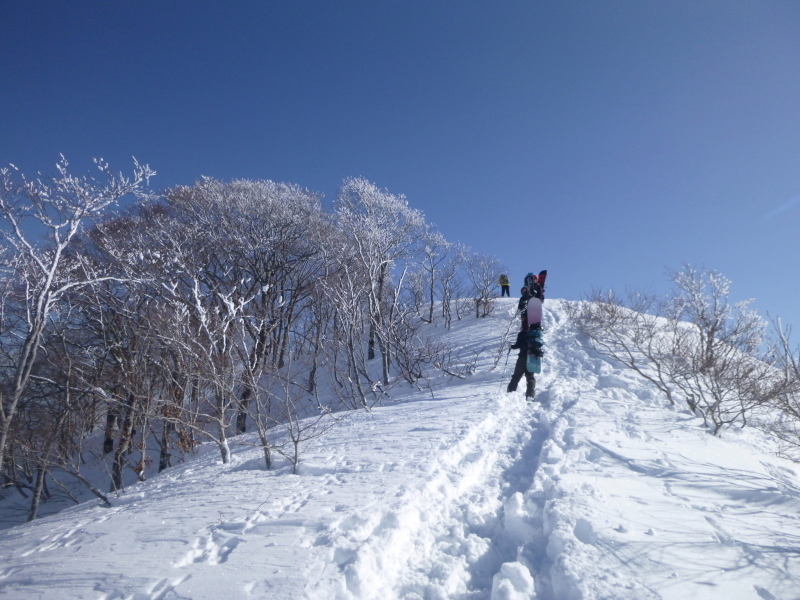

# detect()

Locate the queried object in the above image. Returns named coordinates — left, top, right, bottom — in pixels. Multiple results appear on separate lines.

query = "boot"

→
left=525, top=377, right=536, bottom=400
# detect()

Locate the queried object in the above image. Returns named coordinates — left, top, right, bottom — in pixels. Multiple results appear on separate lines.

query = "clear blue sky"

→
left=2, top=1, right=799, bottom=328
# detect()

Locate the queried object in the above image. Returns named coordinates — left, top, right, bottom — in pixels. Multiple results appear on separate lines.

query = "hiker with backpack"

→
left=498, top=274, right=510, bottom=297
left=508, top=271, right=547, bottom=400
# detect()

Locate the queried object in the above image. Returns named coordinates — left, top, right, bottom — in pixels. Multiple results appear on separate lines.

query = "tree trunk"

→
left=368, top=266, right=386, bottom=360
left=236, top=386, right=252, bottom=434
left=238, top=319, right=271, bottom=433
left=258, top=429, right=272, bottom=470
left=103, top=410, right=117, bottom=454
left=0, top=299, right=51, bottom=470
left=427, top=272, right=435, bottom=323
left=158, top=421, right=174, bottom=472
left=368, top=320, right=377, bottom=360
left=110, top=392, right=136, bottom=492
left=216, top=389, right=231, bottom=464
left=277, top=295, right=297, bottom=369
left=27, top=466, right=46, bottom=522
left=379, top=331, right=390, bottom=386
left=136, top=425, right=147, bottom=482
left=218, top=436, right=231, bottom=464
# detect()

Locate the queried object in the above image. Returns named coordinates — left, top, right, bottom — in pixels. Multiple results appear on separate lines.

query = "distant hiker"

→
left=499, top=274, right=510, bottom=297
left=507, top=329, right=535, bottom=398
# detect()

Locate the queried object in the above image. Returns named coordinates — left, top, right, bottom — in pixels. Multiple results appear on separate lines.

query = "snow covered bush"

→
left=569, top=265, right=792, bottom=436
left=765, top=320, right=800, bottom=459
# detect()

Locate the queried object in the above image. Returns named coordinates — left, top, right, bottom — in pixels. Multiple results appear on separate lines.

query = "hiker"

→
left=499, top=274, right=510, bottom=297
left=509, top=270, right=547, bottom=399
left=507, top=329, right=535, bottom=398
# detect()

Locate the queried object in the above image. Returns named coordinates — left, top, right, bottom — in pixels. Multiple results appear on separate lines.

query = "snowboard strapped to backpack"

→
left=526, top=322, right=544, bottom=373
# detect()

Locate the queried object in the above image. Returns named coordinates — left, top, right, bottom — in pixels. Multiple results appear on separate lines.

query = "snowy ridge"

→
left=0, top=299, right=799, bottom=599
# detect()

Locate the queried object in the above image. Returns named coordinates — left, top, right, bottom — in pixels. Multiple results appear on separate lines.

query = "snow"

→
left=1, top=299, right=799, bottom=599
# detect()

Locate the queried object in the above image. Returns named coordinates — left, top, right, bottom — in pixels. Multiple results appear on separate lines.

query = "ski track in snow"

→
left=1, top=299, right=799, bottom=599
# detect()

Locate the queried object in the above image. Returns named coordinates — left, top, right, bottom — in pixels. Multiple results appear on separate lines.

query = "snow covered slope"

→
left=1, top=299, right=798, bottom=600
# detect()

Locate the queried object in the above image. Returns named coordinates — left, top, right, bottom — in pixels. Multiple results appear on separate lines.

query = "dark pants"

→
left=507, top=351, right=535, bottom=396
left=501, top=284, right=510, bottom=297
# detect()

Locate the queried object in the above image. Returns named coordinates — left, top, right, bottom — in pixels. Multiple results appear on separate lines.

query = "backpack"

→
left=524, top=272, right=544, bottom=301
left=524, top=272, right=536, bottom=289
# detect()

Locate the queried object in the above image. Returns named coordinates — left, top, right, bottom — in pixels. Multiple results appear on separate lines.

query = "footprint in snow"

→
left=175, top=530, right=241, bottom=567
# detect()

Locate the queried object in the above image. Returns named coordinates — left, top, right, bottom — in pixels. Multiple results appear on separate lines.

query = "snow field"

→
left=0, top=298, right=798, bottom=599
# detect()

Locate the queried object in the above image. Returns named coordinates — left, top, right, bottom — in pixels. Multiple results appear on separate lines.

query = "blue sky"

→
left=2, top=1, right=799, bottom=329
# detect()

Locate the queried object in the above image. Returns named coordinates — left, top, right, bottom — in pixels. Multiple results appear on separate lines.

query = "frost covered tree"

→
left=324, top=251, right=380, bottom=409
left=768, top=320, right=800, bottom=459
left=417, top=230, right=454, bottom=324
left=90, top=178, right=326, bottom=464
left=0, top=163, right=473, bottom=503
left=142, top=179, right=323, bottom=462
left=162, top=178, right=325, bottom=432
left=14, top=309, right=113, bottom=515
left=0, top=157, right=154, bottom=474
left=334, top=177, right=426, bottom=384
left=463, top=252, right=505, bottom=318
left=437, top=242, right=467, bottom=328
left=665, top=266, right=775, bottom=431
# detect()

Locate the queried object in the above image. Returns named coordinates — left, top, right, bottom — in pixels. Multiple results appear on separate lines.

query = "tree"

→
left=463, top=252, right=505, bottom=318
left=15, top=314, right=112, bottom=516
left=0, top=157, right=154, bottom=473
left=334, top=177, right=426, bottom=384
left=665, top=266, right=778, bottom=432
left=103, top=177, right=326, bottom=463
left=767, top=320, right=800, bottom=459
left=247, top=356, right=336, bottom=474
left=324, top=257, right=379, bottom=409
left=417, top=230, right=452, bottom=324
left=437, top=242, right=467, bottom=328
